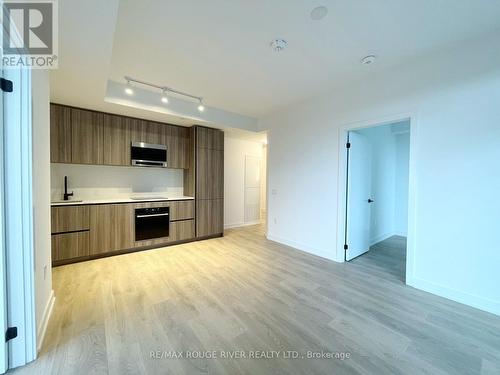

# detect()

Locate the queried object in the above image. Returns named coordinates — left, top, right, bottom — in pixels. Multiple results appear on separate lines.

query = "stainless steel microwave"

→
left=131, top=142, right=167, bottom=168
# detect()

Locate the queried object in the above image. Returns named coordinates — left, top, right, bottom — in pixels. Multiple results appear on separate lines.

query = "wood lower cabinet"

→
left=196, top=199, right=223, bottom=238
left=89, top=204, right=134, bottom=255
left=52, top=232, right=89, bottom=261
left=170, top=220, right=195, bottom=242
left=51, top=206, right=89, bottom=234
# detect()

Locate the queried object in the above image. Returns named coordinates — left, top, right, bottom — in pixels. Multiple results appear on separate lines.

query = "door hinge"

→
left=344, top=244, right=348, bottom=250
left=346, top=142, right=351, bottom=149
left=0, top=78, right=13, bottom=93
left=5, top=327, right=17, bottom=342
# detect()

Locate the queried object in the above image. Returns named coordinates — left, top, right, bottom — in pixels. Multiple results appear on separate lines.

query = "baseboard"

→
left=37, top=290, right=55, bottom=353
left=369, top=232, right=396, bottom=246
left=266, top=234, right=338, bottom=262
left=407, top=276, right=500, bottom=316
left=224, top=220, right=261, bottom=229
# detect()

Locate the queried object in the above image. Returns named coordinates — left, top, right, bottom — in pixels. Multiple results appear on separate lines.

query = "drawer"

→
left=51, top=205, right=90, bottom=233
left=170, top=201, right=194, bottom=221
left=51, top=231, right=89, bottom=261
left=170, top=219, right=195, bottom=242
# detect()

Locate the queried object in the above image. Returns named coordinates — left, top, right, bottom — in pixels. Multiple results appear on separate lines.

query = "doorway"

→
left=343, top=120, right=411, bottom=281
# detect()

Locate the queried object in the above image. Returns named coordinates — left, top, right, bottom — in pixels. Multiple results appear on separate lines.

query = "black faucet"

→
left=63, top=176, right=74, bottom=201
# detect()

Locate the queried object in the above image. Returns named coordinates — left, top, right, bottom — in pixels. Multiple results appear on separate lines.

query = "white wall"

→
left=357, top=123, right=410, bottom=243
left=260, top=31, right=500, bottom=315
left=50, top=164, right=184, bottom=200
left=224, top=136, right=263, bottom=228
left=395, top=132, right=410, bottom=236
left=357, top=126, right=396, bottom=244
left=32, top=71, right=54, bottom=353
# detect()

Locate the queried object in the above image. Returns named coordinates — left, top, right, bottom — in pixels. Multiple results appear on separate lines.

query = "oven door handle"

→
left=136, top=213, right=169, bottom=218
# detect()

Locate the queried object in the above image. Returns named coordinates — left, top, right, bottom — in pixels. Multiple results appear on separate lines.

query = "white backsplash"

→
left=51, top=163, right=185, bottom=201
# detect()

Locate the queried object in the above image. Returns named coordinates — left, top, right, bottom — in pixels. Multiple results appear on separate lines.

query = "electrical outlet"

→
left=44, top=265, right=47, bottom=280
left=271, top=189, right=278, bottom=195
left=274, top=218, right=277, bottom=224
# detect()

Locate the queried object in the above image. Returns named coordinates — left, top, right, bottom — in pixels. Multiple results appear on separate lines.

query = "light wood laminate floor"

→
left=12, top=225, right=500, bottom=374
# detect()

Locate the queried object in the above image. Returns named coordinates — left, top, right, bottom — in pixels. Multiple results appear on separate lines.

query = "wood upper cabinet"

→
left=196, top=126, right=224, bottom=151
left=89, top=204, right=134, bottom=255
left=50, top=104, right=72, bottom=163
left=71, top=108, right=104, bottom=164
left=164, top=125, right=189, bottom=169
left=50, top=104, right=191, bottom=169
left=131, top=119, right=162, bottom=145
left=103, top=114, right=131, bottom=166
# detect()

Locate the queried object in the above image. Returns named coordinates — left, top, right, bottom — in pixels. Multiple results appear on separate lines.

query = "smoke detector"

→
left=311, top=6, right=328, bottom=20
left=270, top=39, right=288, bottom=52
left=361, top=55, right=377, bottom=65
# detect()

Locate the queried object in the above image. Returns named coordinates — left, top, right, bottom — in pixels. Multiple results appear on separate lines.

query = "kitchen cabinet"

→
left=71, top=108, right=104, bottom=164
left=196, top=147, right=224, bottom=200
left=50, top=104, right=72, bottom=163
left=196, top=199, right=223, bottom=238
left=103, top=114, right=131, bottom=166
left=194, top=126, right=224, bottom=238
left=51, top=206, right=90, bottom=234
left=89, top=204, right=134, bottom=255
left=52, top=232, right=89, bottom=261
left=164, top=125, right=190, bottom=169
left=50, top=103, right=190, bottom=169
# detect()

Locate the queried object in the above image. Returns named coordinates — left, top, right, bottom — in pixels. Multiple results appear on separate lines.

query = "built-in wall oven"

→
left=131, top=142, right=167, bottom=168
left=135, top=207, right=170, bottom=241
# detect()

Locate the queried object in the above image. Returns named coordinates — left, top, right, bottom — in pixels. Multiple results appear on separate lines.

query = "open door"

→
left=345, top=131, right=373, bottom=261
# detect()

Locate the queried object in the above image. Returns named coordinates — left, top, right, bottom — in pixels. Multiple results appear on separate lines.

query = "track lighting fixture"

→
left=161, top=88, right=169, bottom=104
left=124, top=79, right=134, bottom=95
left=124, top=76, right=205, bottom=113
left=197, top=99, right=205, bottom=112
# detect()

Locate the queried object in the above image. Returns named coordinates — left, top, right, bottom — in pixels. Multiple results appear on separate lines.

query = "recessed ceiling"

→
left=51, top=0, right=500, bottom=124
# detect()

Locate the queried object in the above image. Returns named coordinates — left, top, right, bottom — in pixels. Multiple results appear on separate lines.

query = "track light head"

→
left=125, top=79, right=134, bottom=95
left=161, top=88, right=169, bottom=104
left=197, top=99, right=205, bottom=112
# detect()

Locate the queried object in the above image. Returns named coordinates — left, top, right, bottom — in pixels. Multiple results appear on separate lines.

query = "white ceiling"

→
left=51, top=0, right=500, bottom=125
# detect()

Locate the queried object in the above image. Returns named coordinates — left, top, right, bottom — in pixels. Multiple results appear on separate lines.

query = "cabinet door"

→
left=51, top=206, right=90, bottom=234
left=50, top=104, right=72, bottom=163
left=196, top=199, right=223, bottom=238
left=170, top=220, right=195, bottom=242
left=131, top=119, right=162, bottom=145
left=89, top=204, right=134, bottom=255
left=71, top=108, right=104, bottom=164
left=103, top=114, right=131, bottom=166
left=164, top=125, right=189, bottom=169
left=52, top=232, right=89, bottom=261
left=196, top=126, right=224, bottom=151
left=196, top=148, right=224, bottom=200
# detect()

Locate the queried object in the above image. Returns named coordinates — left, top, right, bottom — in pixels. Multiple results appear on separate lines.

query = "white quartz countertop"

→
left=51, top=196, right=194, bottom=206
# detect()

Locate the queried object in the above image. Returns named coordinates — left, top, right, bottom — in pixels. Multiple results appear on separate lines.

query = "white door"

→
left=244, top=156, right=261, bottom=223
left=345, top=131, right=373, bottom=261
left=0, top=65, right=9, bottom=374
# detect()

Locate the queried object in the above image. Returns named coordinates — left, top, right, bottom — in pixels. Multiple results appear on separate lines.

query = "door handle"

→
left=368, top=199, right=374, bottom=203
